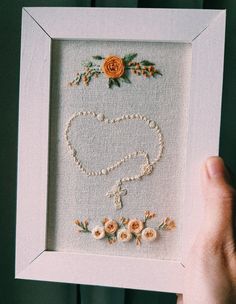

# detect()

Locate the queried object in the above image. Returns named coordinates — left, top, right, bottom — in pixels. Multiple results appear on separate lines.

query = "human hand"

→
left=177, top=157, right=236, bottom=304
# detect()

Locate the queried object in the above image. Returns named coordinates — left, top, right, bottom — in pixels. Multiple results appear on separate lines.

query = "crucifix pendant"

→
left=106, top=183, right=127, bottom=210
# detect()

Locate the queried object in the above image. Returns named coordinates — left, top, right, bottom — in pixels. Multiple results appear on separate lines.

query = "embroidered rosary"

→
left=64, top=111, right=164, bottom=210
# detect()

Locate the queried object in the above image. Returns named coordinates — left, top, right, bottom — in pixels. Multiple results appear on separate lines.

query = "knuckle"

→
left=211, top=184, right=236, bottom=202
left=197, top=236, right=222, bottom=255
left=193, top=234, right=235, bottom=259
left=219, top=186, right=235, bottom=200
left=223, top=240, right=236, bottom=256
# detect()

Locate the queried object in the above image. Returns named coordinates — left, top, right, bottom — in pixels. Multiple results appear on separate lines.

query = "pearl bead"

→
left=149, top=120, right=156, bottom=129
left=101, top=169, right=107, bottom=175
left=97, top=113, right=105, bottom=121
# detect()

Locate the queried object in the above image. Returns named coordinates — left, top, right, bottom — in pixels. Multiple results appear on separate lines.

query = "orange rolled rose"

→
left=102, top=55, right=125, bottom=79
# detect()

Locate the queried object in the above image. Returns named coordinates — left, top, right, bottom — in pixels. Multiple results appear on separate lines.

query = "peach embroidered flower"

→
left=162, top=217, right=176, bottom=230
left=144, top=211, right=156, bottom=219
left=141, top=227, right=157, bottom=241
left=128, top=219, right=144, bottom=234
left=117, top=229, right=132, bottom=242
left=102, top=55, right=125, bottom=79
left=104, top=220, right=118, bottom=234
left=91, top=226, right=105, bottom=239
left=119, top=216, right=129, bottom=225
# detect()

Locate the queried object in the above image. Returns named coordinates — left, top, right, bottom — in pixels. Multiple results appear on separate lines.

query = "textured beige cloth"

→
left=47, top=40, right=192, bottom=260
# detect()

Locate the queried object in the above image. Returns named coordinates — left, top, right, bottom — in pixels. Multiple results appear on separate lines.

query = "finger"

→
left=201, top=156, right=235, bottom=240
left=176, top=294, right=183, bottom=304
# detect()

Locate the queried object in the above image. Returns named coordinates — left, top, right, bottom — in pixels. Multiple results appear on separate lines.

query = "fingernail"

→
left=206, top=157, right=225, bottom=178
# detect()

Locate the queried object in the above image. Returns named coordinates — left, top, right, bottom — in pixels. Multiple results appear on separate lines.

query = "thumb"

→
left=201, top=156, right=235, bottom=241
left=176, top=294, right=183, bottom=304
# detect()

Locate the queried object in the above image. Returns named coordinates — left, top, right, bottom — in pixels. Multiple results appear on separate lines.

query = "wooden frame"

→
left=16, top=7, right=225, bottom=293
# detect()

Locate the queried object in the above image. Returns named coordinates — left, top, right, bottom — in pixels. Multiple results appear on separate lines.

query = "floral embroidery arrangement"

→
left=75, top=211, right=176, bottom=246
left=69, top=53, right=162, bottom=88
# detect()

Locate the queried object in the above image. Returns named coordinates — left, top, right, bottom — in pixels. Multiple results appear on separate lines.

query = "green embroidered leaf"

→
left=113, top=78, right=120, bottom=87
left=126, top=62, right=136, bottom=66
left=77, top=74, right=82, bottom=84
left=84, top=61, right=93, bottom=68
left=123, top=53, right=137, bottom=63
left=108, top=78, right=114, bottom=88
left=92, top=55, right=104, bottom=60
left=140, top=60, right=155, bottom=66
left=120, top=75, right=131, bottom=84
left=153, top=70, right=162, bottom=77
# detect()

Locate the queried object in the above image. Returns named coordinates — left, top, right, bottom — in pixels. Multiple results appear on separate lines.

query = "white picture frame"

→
left=16, top=7, right=225, bottom=293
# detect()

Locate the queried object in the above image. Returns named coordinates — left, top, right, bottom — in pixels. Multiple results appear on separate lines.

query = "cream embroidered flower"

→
left=117, top=229, right=132, bottom=242
left=91, top=226, right=105, bottom=240
left=141, top=227, right=157, bottom=241
left=104, top=220, right=118, bottom=234
left=128, top=219, right=144, bottom=234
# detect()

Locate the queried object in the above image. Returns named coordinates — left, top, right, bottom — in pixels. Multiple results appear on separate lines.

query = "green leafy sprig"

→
left=69, top=53, right=162, bottom=89
left=74, top=219, right=90, bottom=233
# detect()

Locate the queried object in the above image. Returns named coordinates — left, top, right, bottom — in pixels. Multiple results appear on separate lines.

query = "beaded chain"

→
left=64, top=111, right=164, bottom=210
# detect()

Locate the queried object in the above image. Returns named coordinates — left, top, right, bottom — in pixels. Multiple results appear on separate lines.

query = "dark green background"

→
left=1, top=1, right=235, bottom=303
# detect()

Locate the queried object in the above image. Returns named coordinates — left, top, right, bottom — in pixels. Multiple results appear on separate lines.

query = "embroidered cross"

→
left=106, top=184, right=127, bottom=210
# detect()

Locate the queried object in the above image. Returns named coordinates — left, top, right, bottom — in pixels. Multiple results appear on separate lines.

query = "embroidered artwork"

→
left=64, top=111, right=164, bottom=210
left=69, top=53, right=162, bottom=88
left=75, top=211, right=176, bottom=246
